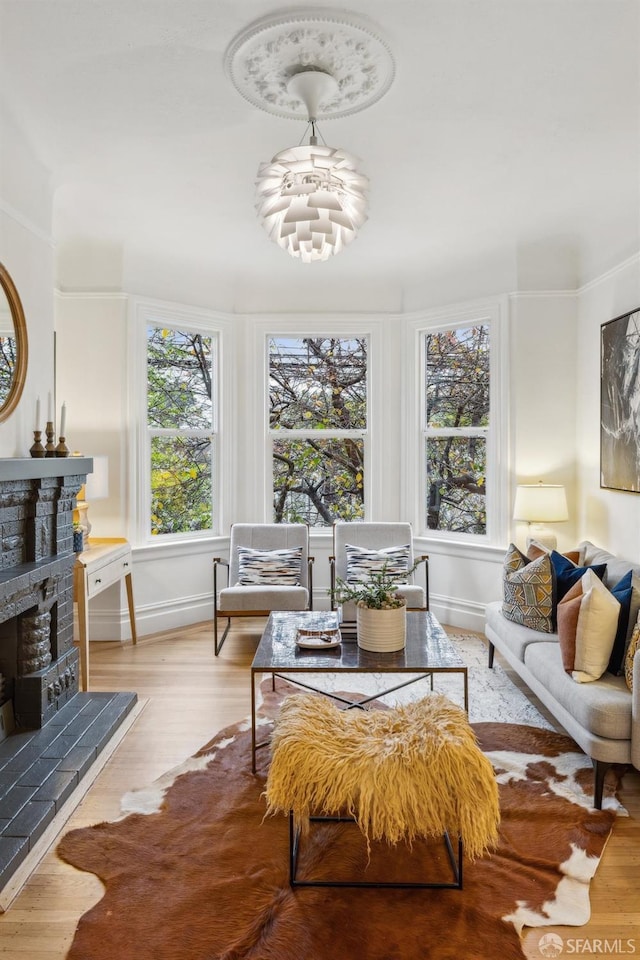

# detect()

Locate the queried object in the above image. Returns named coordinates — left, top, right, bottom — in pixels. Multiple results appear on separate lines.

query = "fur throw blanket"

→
left=265, top=692, right=500, bottom=861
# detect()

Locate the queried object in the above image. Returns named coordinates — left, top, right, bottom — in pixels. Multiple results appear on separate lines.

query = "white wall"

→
left=53, top=283, right=587, bottom=638
left=508, top=291, right=579, bottom=549
left=0, top=102, right=54, bottom=457
left=576, top=255, right=640, bottom=560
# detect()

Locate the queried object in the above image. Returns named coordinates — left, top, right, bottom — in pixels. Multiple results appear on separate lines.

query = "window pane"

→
left=150, top=436, right=212, bottom=535
left=425, top=325, right=489, bottom=428
left=273, top=437, right=364, bottom=526
left=0, top=336, right=16, bottom=402
left=147, top=326, right=213, bottom=429
left=426, top=437, right=486, bottom=533
left=269, top=337, right=367, bottom=430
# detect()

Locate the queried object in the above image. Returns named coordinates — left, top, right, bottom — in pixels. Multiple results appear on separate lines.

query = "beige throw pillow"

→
left=557, top=569, right=620, bottom=682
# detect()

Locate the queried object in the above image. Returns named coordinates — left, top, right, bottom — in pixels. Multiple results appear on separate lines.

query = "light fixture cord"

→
left=297, top=119, right=328, bottom=147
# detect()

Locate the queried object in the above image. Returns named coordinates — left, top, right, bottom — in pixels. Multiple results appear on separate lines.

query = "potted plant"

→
left=331, top=563, right=414, bottom=652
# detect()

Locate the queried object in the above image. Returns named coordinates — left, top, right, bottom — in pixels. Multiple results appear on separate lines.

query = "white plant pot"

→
left=356, top=604, right=406, bottom=652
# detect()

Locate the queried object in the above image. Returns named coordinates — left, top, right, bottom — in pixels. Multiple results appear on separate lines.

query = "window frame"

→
left=267, top=334, right=369, bottom=527
left=248, top=316, right=384, bottom=531
left=129, top=298, right=233, bottom=545
left=403, top=298, right=510, bottom=547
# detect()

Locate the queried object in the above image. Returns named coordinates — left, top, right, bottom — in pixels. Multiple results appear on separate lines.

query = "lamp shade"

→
left=255, top=143, right=368, bottom=263
left=85, top=455, right=109, bottom=500
left=513, top=484, right=568, bottom=523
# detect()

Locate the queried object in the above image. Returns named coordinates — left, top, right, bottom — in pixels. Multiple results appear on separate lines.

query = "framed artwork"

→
left=600, top=307, right=640, bottom=492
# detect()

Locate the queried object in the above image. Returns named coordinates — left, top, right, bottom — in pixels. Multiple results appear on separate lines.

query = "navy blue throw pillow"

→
left=550, top=551, right=607, bottom=602
left=607, top=571, right=633, bottom=674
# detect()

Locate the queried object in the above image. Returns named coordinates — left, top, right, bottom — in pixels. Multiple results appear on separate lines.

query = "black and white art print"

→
left=600, top=307, right=640, bottom=493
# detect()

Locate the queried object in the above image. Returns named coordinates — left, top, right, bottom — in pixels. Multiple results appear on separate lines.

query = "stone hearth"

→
left=0, top=458, right=137, bottom=896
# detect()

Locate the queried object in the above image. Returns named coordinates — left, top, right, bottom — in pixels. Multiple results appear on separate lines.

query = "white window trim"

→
left=247, top=315, right=384, bottom=530
left=401, top=296, right=510, bottom=546
left=128, top=296, right=235, bottom=546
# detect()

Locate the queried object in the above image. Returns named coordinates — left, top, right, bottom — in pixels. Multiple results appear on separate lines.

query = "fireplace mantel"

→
left=0, top=457, right=93, bottom=480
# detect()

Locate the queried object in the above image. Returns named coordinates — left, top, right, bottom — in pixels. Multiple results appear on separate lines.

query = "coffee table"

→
left=250, top=610, right=468, bottom=773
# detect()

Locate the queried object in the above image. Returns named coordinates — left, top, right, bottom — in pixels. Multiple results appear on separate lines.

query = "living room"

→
left=0, top=1, right=639, bottom=958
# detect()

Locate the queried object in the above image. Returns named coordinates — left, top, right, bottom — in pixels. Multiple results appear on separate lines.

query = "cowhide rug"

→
left=57, top=682, right=622, bottom=960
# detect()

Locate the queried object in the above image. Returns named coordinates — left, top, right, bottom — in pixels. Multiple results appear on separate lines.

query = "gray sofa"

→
left=485, top=540, right=640, bottom=808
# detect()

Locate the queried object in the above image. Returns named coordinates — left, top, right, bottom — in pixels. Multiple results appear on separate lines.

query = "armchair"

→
left=329, top=521, right=428, bottom=629
left=213, top=523, right=314, bottom=655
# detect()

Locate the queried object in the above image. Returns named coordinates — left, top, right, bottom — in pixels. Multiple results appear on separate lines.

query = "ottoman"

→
left=264, top=692, right=500, bottom=888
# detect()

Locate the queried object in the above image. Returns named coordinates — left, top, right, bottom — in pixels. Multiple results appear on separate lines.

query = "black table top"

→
left=251, top=610, right=465, bottom=673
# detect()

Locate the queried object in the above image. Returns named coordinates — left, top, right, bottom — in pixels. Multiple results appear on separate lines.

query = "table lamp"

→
left=75, top=455, right=109, bottom=546
left=513, top=482, right=568, bottom=550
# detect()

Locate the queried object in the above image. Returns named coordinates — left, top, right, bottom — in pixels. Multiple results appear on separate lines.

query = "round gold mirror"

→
left=0, top=263, right=28, bottom=423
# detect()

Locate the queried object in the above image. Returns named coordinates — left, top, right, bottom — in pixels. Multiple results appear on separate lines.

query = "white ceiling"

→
left=1, top=1, right=638, bottom=312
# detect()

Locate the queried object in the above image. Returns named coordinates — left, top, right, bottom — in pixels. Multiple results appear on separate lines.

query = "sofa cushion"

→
left=502, top=544, right=554, bottom=633
left=557, top=569, right=620, bottom=682
left=550, top=551, right=607, bottom=601
left=345, top=543, right=411, bottom=583
left=524, top=641, right=632, bottom=741
left=237, top=546, right=303, bottom=586
left=580, top=541, right=640, bottom=590
left=485, top=600, right=556, bottom=661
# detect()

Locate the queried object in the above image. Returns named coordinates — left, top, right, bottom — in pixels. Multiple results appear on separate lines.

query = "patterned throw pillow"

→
left=502, top=543, right=554, bottom=633
left=625, top=612, right=640, bottom=692
left=345, top=543, right=411, bottom=584
left=237, top=546, right=303, bottom=586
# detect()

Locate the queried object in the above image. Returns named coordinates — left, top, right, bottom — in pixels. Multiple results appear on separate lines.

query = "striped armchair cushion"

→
left=237, top=546, right=303, bottom=586
left=345, top=543, right=411, bottom=584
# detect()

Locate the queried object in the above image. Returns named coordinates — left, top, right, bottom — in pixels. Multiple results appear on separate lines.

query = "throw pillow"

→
left=345, top=543, right=411, bottom=584
left=237, top=546, right=303, bottom=586
left=502, top=543, right=554, bottom=633
left=624, top=612, right=640, bottom=692
left=557, top=569, right=620, bottom=682
left=606, top=571, right=635, bottom=675
left=526, top=542, right=584, bottom=565
left=550, top=550, right=607, bottom=601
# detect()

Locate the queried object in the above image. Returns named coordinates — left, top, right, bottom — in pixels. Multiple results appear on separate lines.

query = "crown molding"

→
left=0, top=198, right=54, bottom=248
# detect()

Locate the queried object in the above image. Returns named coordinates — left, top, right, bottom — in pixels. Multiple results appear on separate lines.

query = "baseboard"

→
left=429, top=596, right=486, bottom=634
left=0, top=699, right=148, bottom=913
left=85, top=595, right=215, bottom=641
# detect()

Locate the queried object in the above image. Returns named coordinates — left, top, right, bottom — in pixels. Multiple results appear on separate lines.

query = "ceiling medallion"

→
left=224, top=8, right=395, bottom=121
left=225, top=8, right=394, bottom=262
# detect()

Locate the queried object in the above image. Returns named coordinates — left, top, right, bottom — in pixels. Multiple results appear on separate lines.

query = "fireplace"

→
left=0, top=459, right=137, bottom=900
left=0, top=459, right=90, bottom=730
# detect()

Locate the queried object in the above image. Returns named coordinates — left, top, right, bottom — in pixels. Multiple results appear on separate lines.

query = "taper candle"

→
left=48, top=392, right=53, bottom=421
left=35, top=396, right=40, bottom=430
left=60, top=401, right=66, bottom=438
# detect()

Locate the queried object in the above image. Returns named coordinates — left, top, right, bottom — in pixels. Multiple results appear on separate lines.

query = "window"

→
left=268, top=336, right=367, bottom=526
left=146, top=325, right=216, bottom=537
left=423, top=323, right=491, bottom=536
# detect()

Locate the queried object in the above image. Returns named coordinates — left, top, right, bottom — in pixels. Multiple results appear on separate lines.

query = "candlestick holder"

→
left=30, top=430, right=46, bottom=457
left=45, top=421, right=56, bottom=457
left=55, top=437, right=69, bottom=457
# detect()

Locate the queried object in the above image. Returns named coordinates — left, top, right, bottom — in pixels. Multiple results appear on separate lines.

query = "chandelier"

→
left=225, top=9, right=395, bottom=263
left=255, top=71, right=368, bottom=263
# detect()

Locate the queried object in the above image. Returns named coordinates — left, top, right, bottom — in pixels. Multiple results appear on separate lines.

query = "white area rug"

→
left=277, top=632, right=555, bottom=730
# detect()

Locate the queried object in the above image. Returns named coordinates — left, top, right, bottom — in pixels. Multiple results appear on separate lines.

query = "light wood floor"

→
left=0, top=619, right=638, bottom=959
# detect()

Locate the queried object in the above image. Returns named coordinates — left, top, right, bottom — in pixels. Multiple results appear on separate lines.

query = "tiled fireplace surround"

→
left=0, top=459, right=136, bottom=896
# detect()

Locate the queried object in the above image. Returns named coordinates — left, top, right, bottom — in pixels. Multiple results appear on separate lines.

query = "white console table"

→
left=73, top=537, right=137, bottom=691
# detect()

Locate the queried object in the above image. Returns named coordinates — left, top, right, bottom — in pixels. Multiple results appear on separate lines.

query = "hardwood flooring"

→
left=0, top=619, right=638, bottom=959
